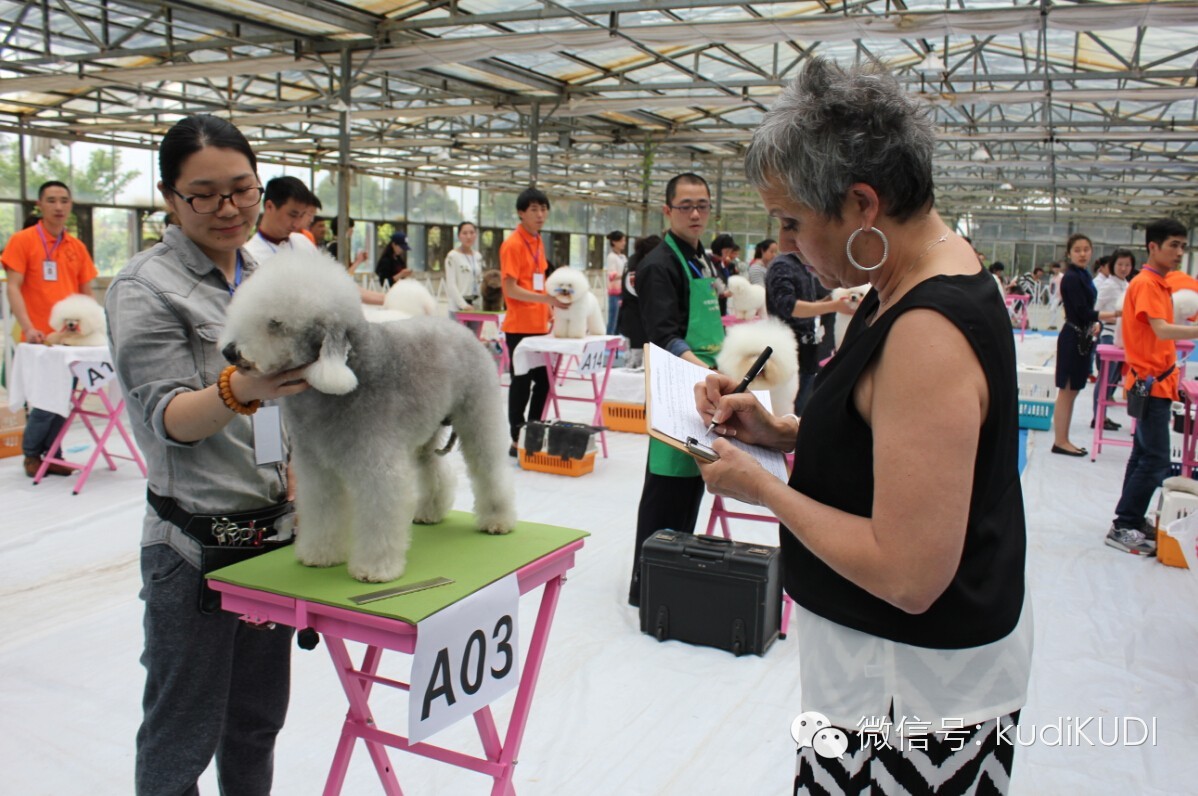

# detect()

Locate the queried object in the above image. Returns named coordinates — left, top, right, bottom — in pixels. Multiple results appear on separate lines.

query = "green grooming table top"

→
left=208, top=510, right=588, bottom=623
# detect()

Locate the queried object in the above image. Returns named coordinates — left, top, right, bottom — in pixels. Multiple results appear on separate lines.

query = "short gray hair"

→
left=745, top=58, right=936, bottom=222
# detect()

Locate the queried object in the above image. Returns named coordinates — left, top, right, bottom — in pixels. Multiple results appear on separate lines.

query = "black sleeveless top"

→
left=785, top=270, right=1026, bottom=650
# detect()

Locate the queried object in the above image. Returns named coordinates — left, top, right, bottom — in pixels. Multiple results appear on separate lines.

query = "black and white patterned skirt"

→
left=794, top=711, right=1020, bottom=795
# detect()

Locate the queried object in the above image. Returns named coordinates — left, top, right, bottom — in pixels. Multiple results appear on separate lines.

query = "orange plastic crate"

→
left=1157, top=528, right=1191, bottom=569
left=601, top=401, right=646, bottom=434
left=518, top=449, right=596, bottom=477
left=0, top=426, right=23, bottom=459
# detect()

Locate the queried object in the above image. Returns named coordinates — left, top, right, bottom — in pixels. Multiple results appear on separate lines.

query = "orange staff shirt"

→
left=1122, top=268, right=1179, bottom=400
left=499, top=225, right=550, bottom=335
left=1, top=222, right=98, bottom=339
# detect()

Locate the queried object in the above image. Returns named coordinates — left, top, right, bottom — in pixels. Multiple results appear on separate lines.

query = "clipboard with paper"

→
left=643, top=343, right=789, bottom=481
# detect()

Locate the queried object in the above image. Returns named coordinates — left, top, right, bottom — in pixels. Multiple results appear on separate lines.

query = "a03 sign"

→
left=409, top=575, right=520, bottom=743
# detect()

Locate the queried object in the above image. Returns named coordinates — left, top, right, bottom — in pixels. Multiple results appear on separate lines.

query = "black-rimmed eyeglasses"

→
left=167, top=185, right=264, bottom=215
left=668, top=203, right=713, bottom=215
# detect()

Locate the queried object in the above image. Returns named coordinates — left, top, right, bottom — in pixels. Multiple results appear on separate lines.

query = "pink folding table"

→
left=453, top=310, right=509, bottom=379
left=1004, top=295, right=1029, bottom=341
left=209, top=519, right=586, bottom=796
left=9, top=343, right=146, bottom=493
left=702, top=452, right=797, bottom=638
left=1092, top=344, right=1131, bottom=461
left=1092, top=340, right=1193, bottom=461
left=510, top=335, right=624, bottom=458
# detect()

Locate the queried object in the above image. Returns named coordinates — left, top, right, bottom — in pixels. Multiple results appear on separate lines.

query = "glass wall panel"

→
left=0, top=201, right=21, bottom=250
left=406, top=225, right=427, bottom=271
left=92, top=207, right=135, bottom=276
left=480, top=191, right=518, bottom=231
left=0, top=135, right=20, bottom=200
left=547, top=197, right=588, bottom=233
left=351, top=173, right=385, bottom=219
left=479, top=227, right=503, bottom=269
left=426, top=224, right=454, bottom=272
left=313, top=168, right=338, bottom=216
left=409, top=183, right=462, bottom=224
left=569, top=233, right=588, bottom=269
left=381, top=176, right=406, bottom=221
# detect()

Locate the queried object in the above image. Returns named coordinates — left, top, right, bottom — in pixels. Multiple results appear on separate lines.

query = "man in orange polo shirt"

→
left=500, top=187, right=567, bottom=456
left=2, top=180, right=98, bottom=477
left=1109, top=218, right=1194, bottom=555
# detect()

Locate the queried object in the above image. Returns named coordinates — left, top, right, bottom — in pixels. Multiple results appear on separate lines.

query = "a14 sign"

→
left=409, top=575, right=520, bottom=743
left=577, top=339, right=608, bottom=377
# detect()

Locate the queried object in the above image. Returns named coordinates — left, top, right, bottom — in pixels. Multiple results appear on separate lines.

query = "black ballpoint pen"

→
left=706, top=346, right=773, bottom=433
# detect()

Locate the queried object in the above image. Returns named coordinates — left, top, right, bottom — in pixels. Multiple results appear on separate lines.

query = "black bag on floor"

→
left=639, top=530, right=782, bottom=656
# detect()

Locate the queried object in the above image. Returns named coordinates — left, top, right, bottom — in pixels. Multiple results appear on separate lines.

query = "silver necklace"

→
left=876, top=233, right=950, bottom=313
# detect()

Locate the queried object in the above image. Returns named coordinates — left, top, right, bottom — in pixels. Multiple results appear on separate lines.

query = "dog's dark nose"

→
left=222, top=343, right=241, bottom=366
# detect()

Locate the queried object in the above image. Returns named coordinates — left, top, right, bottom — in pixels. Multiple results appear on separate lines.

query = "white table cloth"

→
left=8, top=344, right=113, bottom=417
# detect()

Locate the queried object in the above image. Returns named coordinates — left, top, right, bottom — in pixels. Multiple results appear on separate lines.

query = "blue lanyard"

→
left=665, top=233, right=706, bottom=279
left=227, top=253, right=244, bottom=296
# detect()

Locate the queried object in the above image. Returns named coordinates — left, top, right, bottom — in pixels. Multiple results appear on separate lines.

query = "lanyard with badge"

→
left=522, top=232, right=546, bottom=291
left=227, top=252, right=286, bottom=467
left=37, top=221, right=63, bottom=282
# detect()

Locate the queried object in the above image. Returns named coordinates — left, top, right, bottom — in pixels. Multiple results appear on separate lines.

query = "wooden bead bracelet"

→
left=218, top=365, right=261, bottom=416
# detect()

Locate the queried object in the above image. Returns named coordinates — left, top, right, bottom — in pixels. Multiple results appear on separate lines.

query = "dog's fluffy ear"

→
left=304, top=331, right=359, bottom=394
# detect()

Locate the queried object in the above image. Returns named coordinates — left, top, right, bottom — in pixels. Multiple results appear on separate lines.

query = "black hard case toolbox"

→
left=639, top=530, right=783, bottom=656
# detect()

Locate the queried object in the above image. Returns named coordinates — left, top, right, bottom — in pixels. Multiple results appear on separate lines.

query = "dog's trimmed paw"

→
left=478, top=518, right=515, bottom=535
left=348, top=560, right=406, bottom=583
left=295, top=549, right=346, bottom=568
left=412, top=511, right=447, bottom=525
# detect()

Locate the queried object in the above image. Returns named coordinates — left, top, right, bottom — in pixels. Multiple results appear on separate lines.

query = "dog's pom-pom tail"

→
left=304, top=334, right=359, bottom=394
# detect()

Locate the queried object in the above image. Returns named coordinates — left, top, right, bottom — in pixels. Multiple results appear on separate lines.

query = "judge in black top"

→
left=693, top=59, right=1030, bottom=793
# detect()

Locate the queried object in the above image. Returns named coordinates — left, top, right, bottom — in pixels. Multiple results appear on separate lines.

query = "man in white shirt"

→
left=244, top=176, right=319, bottom=263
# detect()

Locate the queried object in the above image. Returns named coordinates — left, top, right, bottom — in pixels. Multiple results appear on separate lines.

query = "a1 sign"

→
left=577, top=340, right=607, bottom=377
left=69, top=360, right=116, bottom=390
left=409, top=574, right=520, bottom=744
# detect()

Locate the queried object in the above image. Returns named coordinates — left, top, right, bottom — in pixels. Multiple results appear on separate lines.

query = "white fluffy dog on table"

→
left=727, top=275, right=767, bottom=321
left=220, top=251, right=516, bottom=583
left=46, top=294, right=108, bottom=346
left=546, top=267, right=604, bottom=338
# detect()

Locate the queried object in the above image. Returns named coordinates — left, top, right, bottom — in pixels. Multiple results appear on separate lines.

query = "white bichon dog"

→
left=716, top=317, right=799, bottom=416
left=727, top=275, right=766, bottom=321
left=546, top=267, right=604, bottom=338
left=383, top=278, right=439, bottom=319
left=830, top=285, right=870, bottom=349
left=221, top=251, right=517, bottom=583
left=46, top=294, right=108, bottom=346
left=1173, top=289, right=1198, bottom=325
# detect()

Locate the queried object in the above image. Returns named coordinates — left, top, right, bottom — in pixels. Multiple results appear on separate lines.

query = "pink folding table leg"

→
left=1091, top=357, right=1108, bottom=461
left=324, top=639, right=403, bottom=796
left=33, top=387, right=84, bottom=485
left=539, top=352, right=562, bottom=421
left=35, top=385, right=147, bottom=493
left=489, top=574, right=566, bottom=796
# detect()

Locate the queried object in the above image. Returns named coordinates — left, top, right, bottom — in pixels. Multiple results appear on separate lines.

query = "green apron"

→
left=648, top=235, right=725, bottom=477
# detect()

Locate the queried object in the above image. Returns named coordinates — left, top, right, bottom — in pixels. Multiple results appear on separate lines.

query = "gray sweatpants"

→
left=136, top=544, right=293, bottom=796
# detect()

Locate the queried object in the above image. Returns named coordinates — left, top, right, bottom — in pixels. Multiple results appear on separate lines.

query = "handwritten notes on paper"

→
left=645, top=344, right=788, bottom=481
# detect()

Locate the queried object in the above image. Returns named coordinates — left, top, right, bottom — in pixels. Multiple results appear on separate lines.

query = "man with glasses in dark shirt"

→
left=627, top=173, right=725, bottom=606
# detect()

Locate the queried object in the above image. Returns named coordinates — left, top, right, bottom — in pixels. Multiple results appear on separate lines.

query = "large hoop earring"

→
left=846, top=226, right=889, bottom=272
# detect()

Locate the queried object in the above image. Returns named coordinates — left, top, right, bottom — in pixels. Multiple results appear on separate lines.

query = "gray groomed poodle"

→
left=220, top=250, right=517, bottom=583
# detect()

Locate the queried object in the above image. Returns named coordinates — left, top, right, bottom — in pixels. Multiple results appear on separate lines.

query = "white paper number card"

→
left=409, top=574, right=521, bottom=743
left=577, top=339, right=607, bottom=377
